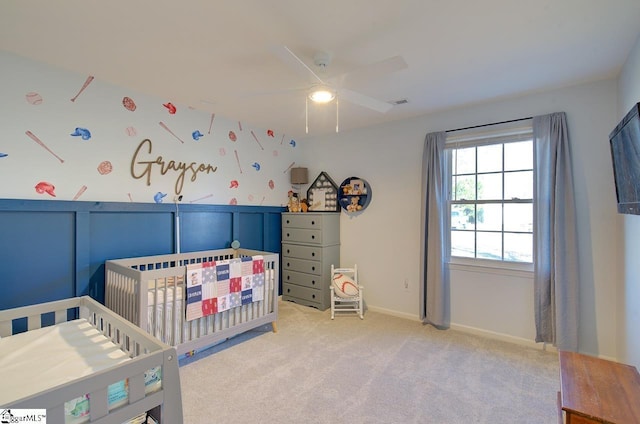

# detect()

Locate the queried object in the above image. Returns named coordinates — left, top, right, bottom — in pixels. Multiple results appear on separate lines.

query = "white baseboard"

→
left=449, top=323, right=557, bottom=352
left=366, top=305, right=421, bottom=322
left=365, top=305, right=556, bottom=353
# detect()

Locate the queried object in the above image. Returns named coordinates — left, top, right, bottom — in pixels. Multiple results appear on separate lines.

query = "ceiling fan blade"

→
left=338, top=88, right=393, bottom=114
left=271, top=45, right=325, bottom=84
left=329, top=55, right=407, bottom=87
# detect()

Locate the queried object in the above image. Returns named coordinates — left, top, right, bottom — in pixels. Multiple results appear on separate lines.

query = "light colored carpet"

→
left=179, top=299, right=560, bottom=423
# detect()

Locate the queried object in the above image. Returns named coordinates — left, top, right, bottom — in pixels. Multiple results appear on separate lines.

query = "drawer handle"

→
left=287, top=233, right=290, bottom=237
left=311, top=235, right=315, bottom=240
left=312, top=294, right=316, bottom=299
left=286, top=220, right=290, bottom=224
left=286, top=249, right=290, bottom=254
left=311, top=252, right=315, bottom=257
left=311, top=266, right=315, bottom=271
left=311, top=220, right=315, bottom=225
left=312, top=280, right=316, bottom=286
left=287, top=288, right=290, bottom=293
left=287, top=275, right=290, bottom=280
left=287, top=262, right=290, bottom=267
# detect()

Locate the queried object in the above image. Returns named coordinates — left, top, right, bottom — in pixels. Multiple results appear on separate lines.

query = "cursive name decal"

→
left=131, top=138, right=217, bottom=195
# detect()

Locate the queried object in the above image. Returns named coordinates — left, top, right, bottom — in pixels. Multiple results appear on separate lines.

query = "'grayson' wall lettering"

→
left=131, top=138, right=217, bottom=194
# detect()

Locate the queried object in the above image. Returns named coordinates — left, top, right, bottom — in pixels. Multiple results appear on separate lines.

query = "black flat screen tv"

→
left=609, top=102, right=640, bottom=215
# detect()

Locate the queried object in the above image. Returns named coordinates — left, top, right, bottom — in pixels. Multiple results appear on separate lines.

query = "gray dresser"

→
left=281, top=212, right=340, bottom=310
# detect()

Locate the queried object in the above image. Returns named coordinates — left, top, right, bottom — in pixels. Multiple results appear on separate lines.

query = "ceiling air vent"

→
left=389, top=98, right=408, bottom=105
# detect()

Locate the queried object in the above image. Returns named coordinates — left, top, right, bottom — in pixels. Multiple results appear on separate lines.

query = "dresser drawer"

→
left=282, top=214, right=324, bottom=229
left=282, top=243, right=323, bottom=261
left=283, top=282, right=322, bottom=304
left=282, top=270, right=323, bottom=290
left=283, top=257, right=321, bottom=275
left=282, top=228, right=323, bottom=244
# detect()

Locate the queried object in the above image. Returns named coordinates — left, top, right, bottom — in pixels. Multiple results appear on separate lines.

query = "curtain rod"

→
left=445, top=116, right=533, bottom=133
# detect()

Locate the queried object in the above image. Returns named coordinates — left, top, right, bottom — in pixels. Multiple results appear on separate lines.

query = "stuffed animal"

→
left=346, top=196, right=362, bottom=212
left=300, top=198, right=308, bottom=212
left=287, top=190, right=300, bottom=212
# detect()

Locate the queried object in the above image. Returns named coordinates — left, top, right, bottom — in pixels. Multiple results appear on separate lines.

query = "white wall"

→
left=302, top=78, right=621, bottom=358
left=617, top=33, right=640, bottom=368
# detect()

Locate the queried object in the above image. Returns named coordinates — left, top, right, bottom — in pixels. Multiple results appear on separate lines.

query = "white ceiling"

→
left=2, top=1, right=640, bottom=138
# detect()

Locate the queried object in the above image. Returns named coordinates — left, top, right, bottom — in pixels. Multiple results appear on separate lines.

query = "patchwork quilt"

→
left=185, top=256, right=265, bottom=321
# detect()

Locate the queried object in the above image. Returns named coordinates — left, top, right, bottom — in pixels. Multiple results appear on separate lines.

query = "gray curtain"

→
left=533, top=112, right=579, bottom=351
left=420, top=131, right=449, bottom=328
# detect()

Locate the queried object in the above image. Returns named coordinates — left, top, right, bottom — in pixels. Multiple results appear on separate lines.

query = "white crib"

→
left=105, top=248, right=279, bottom=357
left=0, top=296, right=183, bottom=424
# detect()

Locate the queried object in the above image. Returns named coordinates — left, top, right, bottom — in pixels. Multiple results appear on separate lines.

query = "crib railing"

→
left=105, top=248, right=279, bottom=357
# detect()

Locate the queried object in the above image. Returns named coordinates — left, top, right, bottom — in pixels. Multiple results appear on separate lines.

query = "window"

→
left=447, top=126, right=533, bottom=265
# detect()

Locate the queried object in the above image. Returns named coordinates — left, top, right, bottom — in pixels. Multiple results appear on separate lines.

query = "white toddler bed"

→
left=0, top=296, right=183, bottom=424
left=105, top=248, right=279, bottom=357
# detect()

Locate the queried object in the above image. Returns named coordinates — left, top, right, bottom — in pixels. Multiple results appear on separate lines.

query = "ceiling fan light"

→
left=308, top=87, right=335, bottom=103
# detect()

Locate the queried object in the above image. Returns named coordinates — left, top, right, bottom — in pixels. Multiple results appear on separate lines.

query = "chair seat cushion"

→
left=332, top=273, right=359, bottom=298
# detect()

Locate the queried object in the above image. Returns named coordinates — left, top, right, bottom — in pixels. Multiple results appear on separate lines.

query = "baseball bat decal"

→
left=71, top=76, right=94, bottom=102
left=25, top=130, right=64, bottom=163
left=208, top=113, right=215, bottom=134
left=159, top=121, right=185, bottom=144
left=251, top=130, right=264, bottom=150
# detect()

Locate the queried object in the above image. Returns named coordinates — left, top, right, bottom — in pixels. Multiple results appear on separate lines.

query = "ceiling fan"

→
left=271, top=45, right=408, bottom=133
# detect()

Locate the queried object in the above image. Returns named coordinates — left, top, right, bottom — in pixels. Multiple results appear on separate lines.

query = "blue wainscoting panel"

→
left=0, top=199, right=285, bottom=309
left=238, top=212, right=265, bottom=250
left=0, top=211, right=75, bottom=310
left=89, top=212, right=174, bottom=303
left=180, top=211, right=233, bottom=252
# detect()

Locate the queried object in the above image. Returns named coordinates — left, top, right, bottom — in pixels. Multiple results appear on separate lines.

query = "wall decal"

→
left=163, top=102, right=177, bottom=114
left=125, top=126, right=137, bottom=136
left=283, top=162, right=295, bottom=173
left=229, top=198, right=237, bottom=205
left=25, top=92, right=43, bottom=105
left=219, top=147, right=226, bottom=156
left=208, top=113, right=215, bottom=134
left=238, top=121, right=243, bottom=131
left=228, top=131, right=237, bottom=142
left=70, top=127, right=92, bottom=140
left=191, top=194, right=213, bottom=203
left=122, top=96, right=136, bottom=111
left=289, top=139, right=296, bottom=147
left=154, top=192, right=167, bottom=203
left=192, top=130, right=204, bottom=141
left=229, top=180, right=239, bottom=188
left=281, top=134, right=285, bottom=145
left=250, top=130, right=264, bottom=150
left=97, top=160, right=113, bottom=175
left=130, top=138, right=217, bottom=195
left=267, top=129, right=274, bottom=137
left=234, top=149, right=242, bottom=173
left=252, top=162, right=261, bottom=171
left=159, top=121, right=185, bottom=144
left=73, top=185, right=87, bottom=200
left=268, top=180, right=275, bottom=189
left=127, top=193, right=133, bottom=202
left=0, top=153, right=7, bottom=158
left=70, top=75, right=94, bottom=102
left=35, top=181, right=56, bottom=197
left=25, top=130, right=64, bottom=163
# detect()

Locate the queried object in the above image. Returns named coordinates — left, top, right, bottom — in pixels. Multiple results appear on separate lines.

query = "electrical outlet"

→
left=403, top=278, right=409, bottom=291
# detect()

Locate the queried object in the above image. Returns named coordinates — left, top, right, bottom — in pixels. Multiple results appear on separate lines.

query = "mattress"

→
left=0, top=318, right=131, bottom=406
